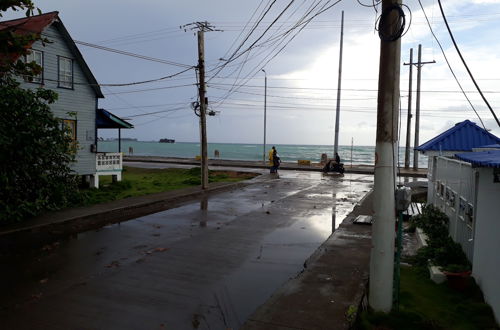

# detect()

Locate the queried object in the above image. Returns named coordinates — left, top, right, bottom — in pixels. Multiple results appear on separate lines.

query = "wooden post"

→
left=197, top=30, right=209, bottom=189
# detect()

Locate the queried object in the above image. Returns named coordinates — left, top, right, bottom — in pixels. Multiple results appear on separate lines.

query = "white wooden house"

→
left=417, top=121, right=500, bottom=322
left=416, top=120, right=500, bottom=203
left=1, top=12, right=132, bottom=187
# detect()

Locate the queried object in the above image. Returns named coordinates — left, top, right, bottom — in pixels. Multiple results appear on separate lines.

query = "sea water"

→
left=98, top=141, right=428, bottom=168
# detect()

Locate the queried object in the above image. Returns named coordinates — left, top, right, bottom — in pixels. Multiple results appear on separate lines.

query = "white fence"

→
left=432, top=157, right=475, bottom=262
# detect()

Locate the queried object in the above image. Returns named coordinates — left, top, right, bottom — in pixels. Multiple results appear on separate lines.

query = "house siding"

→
left=472, top=168, right=500, bottom=324
left=19, top=24, right=97, bottom=175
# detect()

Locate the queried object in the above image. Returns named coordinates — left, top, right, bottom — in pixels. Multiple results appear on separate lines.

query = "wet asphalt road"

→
left=0, top=165, right=373, bottom=330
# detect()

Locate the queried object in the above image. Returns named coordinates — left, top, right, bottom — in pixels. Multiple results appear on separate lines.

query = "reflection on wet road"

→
left=0, top=167, right=372, bottom=330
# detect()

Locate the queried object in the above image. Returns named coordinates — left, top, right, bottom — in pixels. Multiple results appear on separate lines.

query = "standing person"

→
left=269, top=146, right=276, bottom=173
left=272, top=148, right=281, bottom=174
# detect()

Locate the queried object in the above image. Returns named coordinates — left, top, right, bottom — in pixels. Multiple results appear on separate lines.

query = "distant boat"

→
left=159, top=138, right=175, bottom=143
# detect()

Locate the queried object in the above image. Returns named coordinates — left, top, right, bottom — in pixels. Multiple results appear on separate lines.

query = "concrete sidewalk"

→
left=124, top=155, right=427, bottom=177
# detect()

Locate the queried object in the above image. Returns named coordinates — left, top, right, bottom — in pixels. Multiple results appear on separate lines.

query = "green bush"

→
left=0, top=79, right=81, bottom=224
left=409, top=205, right=470, bottom=272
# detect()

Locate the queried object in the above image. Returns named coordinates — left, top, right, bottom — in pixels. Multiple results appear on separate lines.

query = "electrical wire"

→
left=210, top=0, right=345, bottom=107
left=21, top=67, right=194, bottom=87
left=104, top=83, right=195, bottom=95
left=417, top=0, right=486, bottom=129
left=74, top=40, right=193, bottom=68
left=436, top=0, right=500, bottom=128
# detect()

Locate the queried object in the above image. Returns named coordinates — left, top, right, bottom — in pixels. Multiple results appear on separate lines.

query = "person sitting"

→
left=323, top=152, right=342, bottom=172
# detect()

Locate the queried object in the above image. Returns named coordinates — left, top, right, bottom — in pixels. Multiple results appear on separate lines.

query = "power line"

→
left=417, top=0, right=485, bottom=128
left=209, top=82, right=500, bottom=94
left=210, top=0, right=345, bottom=107
left=436, top=0, right=500, bottom=127
left=104, top=83, right=195, bottom=95
left=74, top=40, right=193, bottom=68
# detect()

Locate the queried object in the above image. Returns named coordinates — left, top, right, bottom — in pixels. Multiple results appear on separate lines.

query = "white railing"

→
left=433, top=156, right=475, bottom=262
left=96, top=152, right=122, bottom=172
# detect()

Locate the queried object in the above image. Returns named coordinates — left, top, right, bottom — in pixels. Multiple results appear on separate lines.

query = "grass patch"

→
left=358, top=266, right=498, bottom=330
left=76, top=166, right=258, bottom=206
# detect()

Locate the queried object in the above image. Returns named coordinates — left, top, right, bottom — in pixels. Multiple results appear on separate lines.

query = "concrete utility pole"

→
left=333, top=10, right=344, bottom=156
left=403, top=48, right=413, bottom=169
left=262, top=69, right=267, bottom=164
left=413, top=44, right=435, bottom=170
left=369, top=0, right=403, bottom=312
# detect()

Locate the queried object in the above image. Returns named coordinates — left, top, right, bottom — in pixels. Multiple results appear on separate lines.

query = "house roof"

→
left=0, top=12, right=104, bottom=98
left=478, top=144, right=500, bottom=149
left=0, top=11, right=58, bottom=35
left=455, top=150, right=500, bottom=168
left=416, top=120, right=500, bottom=152
left=97, top=108, right=133, bottom=129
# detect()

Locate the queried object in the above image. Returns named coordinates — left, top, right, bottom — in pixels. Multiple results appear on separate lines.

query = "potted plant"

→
left=442, top=264, right=472, bottom=291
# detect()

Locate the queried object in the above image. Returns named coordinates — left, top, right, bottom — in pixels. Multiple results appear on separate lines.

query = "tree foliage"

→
left=0, top=2, right=81, bottom=224
left=0, top=0, right=43, bottom=77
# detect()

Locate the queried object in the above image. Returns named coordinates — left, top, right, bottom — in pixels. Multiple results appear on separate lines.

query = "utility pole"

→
left=197, top=30, right=208, bottom=189
left=413, top=44, right=435, bottom=170
left=262, top=69, right=267, bottom=164
left=403, top=48, right=413, bottom=169
left=183, top=22, right=220, bottom=189
left=369, top=0, right=403, bottom=312
left=334, top=10, right=344, bottom=156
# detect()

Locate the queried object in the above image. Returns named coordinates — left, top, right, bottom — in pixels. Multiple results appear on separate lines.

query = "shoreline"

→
left=124, top=155, right=428, bottom=177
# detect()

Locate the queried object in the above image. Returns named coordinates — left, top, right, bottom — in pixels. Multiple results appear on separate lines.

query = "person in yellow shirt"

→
left=268, top=146, right=275, bottom=166
left=269, top=146, right=281, bottom=173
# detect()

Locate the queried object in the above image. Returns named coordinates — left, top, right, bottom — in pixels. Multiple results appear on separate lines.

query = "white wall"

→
left=431, top=157, right=475, bottom=261
left=472, top=167, right=500, bottom=323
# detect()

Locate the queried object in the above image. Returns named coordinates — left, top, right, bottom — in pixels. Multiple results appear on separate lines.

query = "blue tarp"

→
left=455, top=150, right=500, bottom=168
left=416, top=120, right=500, bottom=152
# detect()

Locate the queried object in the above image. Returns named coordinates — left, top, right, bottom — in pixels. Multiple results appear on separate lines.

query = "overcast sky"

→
left=4, top=0, right=500, bottom=146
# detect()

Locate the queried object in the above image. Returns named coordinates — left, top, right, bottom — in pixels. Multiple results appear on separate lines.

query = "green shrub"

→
left=409, top=205, right=470, bottom=272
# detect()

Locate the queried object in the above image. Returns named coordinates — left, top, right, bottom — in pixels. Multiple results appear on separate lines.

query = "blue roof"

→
left=416, top=120, right=500, bottom=152
left=455, top=150, right=500, bottom=168
left=478, top=144, right=500, bottom=149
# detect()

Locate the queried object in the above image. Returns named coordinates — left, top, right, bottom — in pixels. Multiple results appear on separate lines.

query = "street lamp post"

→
left=262, top=69, right=267, bottom=164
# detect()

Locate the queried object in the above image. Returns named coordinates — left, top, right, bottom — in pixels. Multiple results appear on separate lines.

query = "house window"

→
left=465, top=203, right=474, bottom=227
left=58, top=56, right=73, bottom=88
left=62, top=119, right=77, bottom=142
left=447, top=189, right=456, bottom=209
left=25, top=49, right=43, bottom=83
left=458, top=197, right=467, bottom=219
